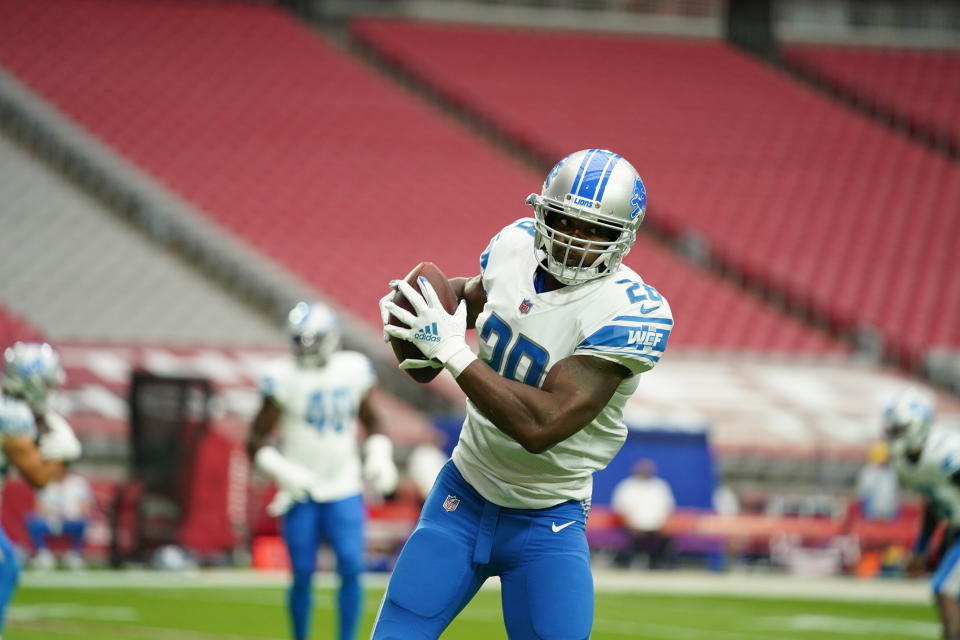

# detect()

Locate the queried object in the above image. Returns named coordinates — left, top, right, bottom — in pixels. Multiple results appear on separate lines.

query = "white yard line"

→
left=21, top=568, right=930, bottom=604
left=8, top=619, right=284, bottom=640
left=589, top=569, right=930, bottom=604
left=9, top=603, right=139, bottom=622
left=593, top=618, right=782, bottom=640
left=756, top=615, right=938, bottom=638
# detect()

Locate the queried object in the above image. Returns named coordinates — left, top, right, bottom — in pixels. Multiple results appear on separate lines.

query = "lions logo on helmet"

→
left=630, top=177, right=646, bottom=220
left=287, top=302, right=341, bottom=368
left=883, top=387, right=935, bottom=453
left=2, top=342, right=65, bottom=414
left=527, top=149, right=646, bottom=286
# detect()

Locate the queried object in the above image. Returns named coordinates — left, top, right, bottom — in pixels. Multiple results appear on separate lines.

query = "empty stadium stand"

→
left=350, top=19, right=960, bottom=368
left=0, top=0, right=848, bottom=357
left=1, top=2, right=952, bottom=569
left=0, top=134, right=284, bottom=345
left=784, top=44, right=960, bottom=155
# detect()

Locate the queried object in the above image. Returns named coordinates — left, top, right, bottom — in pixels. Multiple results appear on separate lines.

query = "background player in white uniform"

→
left=0, top=342, right=81, bottom=638
left=247, top=302, right=396, bottom=640
left=885, top=387, right=960, bottom=640
left=377, top=149, right=672, bottom=639
left=27, top=470, right=94, bottom=570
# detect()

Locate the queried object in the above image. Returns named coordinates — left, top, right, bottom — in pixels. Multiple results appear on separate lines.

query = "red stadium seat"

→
left=350, top=19, right=960, bottom=365
left=785, top=44, right=960, bottom=152
left=0, top=1, right=849, bottom=356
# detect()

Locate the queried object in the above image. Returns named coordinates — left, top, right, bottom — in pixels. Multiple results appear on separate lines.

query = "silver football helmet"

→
left=2, top=342, right=65, bottom=413
left=287, top=301, right=340, bottom=367
left=883, top=387, right=935, bottom=452
left=526, top=149, right=646, bottom=285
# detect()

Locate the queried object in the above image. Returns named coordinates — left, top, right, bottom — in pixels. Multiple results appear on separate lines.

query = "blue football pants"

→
left=371, top=461, right=593, bottom=640
left=933, top=536, right=960, bottom=598
left=27, top=516, right=88, bottom=551
left=283, top=494, right=365, bottom=640
left=0, top=527, right=21, bottom=634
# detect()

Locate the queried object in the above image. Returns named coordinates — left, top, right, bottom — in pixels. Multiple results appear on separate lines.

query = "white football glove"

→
left=398, top=358, right=443, bottom=372
left=363, top=433, right=398, bottom=497
left=254, top=446, right=316, bottom=503
left=38, top=413, right=82, bottom=462
left=383, top=278, right=477, bottom=378
left=378, top=279, right=401, bottom=343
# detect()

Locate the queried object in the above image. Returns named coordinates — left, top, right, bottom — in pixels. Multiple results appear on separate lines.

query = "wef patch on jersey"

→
left=628, top=326, right=668, bottom=349
left=442, top=495, right=460, bottom=512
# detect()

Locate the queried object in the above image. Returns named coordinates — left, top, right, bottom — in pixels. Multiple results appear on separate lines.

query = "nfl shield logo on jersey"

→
left=518, top=298, right=534, bottom=314
left=442, top=495, right=460, bottom=512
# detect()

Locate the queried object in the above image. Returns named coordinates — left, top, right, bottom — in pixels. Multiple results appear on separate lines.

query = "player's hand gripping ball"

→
left=380, top=262, right=458, bottom=383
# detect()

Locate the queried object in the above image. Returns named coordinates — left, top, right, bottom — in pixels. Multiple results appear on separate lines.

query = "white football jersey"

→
left=0, top=394, right=37, bottom=488
left=452, top=218, right=673, bottom=509
left=259, top=351, right=376, bottom=502
left=892, top=425, right=960, bottom=527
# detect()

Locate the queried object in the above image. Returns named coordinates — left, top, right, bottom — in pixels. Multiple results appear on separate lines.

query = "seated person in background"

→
left=27, top=469, right=93, bottom=570
left=611, top=458, right=675, bottom=570
left=856, top=441, right=900, bottom=521
left=713, top=483, right=740, bottom=516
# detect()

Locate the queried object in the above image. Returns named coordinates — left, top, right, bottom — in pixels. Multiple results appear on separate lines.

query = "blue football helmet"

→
left=883, top=387, right=935, bottom=452
left=2, top=342, right=65, bottom=413
left=287, top=301, right=340, bottom=367
left=526, top=149, right=646, bottom=285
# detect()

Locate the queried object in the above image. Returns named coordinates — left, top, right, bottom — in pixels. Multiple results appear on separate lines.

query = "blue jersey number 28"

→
left=480, top=313, right=548, bottom=387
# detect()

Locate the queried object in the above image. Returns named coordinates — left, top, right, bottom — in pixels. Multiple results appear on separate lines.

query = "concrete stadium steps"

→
left=0, top=0, right=531, bottom=332
left=350, top=18, right=960, bottom=367
left=0, top=133, right=284, bottom=345
left=0, top=0, right=847, bottom=357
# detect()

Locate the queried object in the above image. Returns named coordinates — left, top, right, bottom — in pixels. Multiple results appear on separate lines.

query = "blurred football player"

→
left=885, top=387, right=960, bottom=640
left=377, top=149, right=672, bottom=638
left=27, top=469, right=94, bottom=570
left=0, top=342, right=81, bottom=636
left=247, top=302, right=396, bottom=640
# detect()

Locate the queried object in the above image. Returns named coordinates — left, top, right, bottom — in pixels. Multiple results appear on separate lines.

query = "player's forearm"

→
left=21, top=459, right=67, bottom=488
left=456, top=362, right=587, bottom=454
left=246, top=421, right=271, bottom=459
left=449, top=277, right=469, bottom=302
left=247, top=399, right=280, bottom=460
left=358, top=394, right=383, bottom=435
left=914, top=501, right=940, bottom=554
left=449, top=276, right=485, bottom=329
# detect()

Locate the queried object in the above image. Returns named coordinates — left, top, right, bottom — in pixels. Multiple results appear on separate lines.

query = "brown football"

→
left=388, top=262, right=458, bottom=383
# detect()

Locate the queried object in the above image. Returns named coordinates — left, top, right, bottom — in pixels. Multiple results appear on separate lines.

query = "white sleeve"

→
left=932, top=433, right=960, bottom=477
left=258, top=360, right=289, bottom=402
left=479, top=218, right=537, bottom=289
left=574, top=291, right=673, bottom=375
left=350, top=353, right=377, bottom=397
left=0, top=399, right=36, bottom=438
left=259, top=370, right=279, bottom=398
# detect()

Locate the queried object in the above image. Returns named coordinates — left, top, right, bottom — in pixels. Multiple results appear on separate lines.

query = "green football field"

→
left=9, top=573, right=937, bottom=639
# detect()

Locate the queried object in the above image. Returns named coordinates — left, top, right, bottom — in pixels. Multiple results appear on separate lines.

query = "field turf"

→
left=10, top=573, right=935, bottom=639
